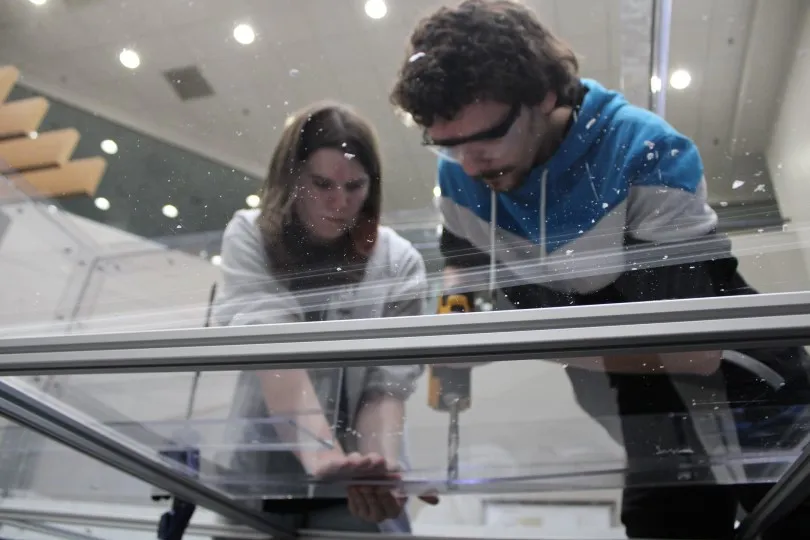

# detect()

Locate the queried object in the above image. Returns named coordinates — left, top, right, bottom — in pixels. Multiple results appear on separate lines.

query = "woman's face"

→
left=294, top=148, right=371, bottom=242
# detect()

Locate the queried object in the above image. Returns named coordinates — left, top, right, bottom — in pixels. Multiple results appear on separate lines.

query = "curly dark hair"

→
left=390, top=0, right=580, bottom=126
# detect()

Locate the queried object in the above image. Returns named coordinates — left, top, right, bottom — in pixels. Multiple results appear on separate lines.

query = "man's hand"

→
left=313, top=452, right=439, bottom=523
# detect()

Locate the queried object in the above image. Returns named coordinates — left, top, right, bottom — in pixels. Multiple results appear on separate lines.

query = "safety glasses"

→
left=421, top=103, right=522, bottom=163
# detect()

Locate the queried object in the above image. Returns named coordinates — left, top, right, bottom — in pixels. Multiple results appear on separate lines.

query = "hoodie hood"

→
left=507, top=78, right=629, bottom=205
left=546, top=78, right=629, bottom=174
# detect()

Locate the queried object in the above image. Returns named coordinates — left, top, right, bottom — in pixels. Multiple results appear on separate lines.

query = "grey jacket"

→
left=211, top=209, right=427, bottom=500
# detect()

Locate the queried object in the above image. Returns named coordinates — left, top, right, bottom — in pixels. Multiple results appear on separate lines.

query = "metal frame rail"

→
left=0, top=292, right=809, bottom=375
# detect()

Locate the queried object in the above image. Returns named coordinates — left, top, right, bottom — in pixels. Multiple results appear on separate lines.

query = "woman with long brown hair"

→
left=212, top=101, right=436, bottom=533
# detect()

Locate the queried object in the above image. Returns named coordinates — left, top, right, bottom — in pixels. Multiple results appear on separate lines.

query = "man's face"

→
left=424, top=101, right=535, bottom=192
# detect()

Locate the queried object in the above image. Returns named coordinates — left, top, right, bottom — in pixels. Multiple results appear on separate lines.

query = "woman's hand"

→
left=313, top=452, right=439, bottom=523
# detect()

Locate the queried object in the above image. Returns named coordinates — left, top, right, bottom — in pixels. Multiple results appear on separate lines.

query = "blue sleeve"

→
left=437, top=157, right=458, bottom=197
left=623, top=131, right=718, bottom=243
left=630, top=133, right=704, bottom=193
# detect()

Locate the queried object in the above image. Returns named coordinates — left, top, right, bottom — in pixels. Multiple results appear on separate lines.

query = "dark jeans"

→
left=603, top=370, right=810, bottom=539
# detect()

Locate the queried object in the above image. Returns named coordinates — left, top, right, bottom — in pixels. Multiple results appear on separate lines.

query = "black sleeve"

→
left=611, top=234, right=746, bottom=303
left=612, top=235, right=810, bottom=400
left=439, top=226, right=491, bottom=269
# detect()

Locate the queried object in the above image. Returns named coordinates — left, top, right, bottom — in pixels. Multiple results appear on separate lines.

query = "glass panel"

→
left=0, top=416, right=246, bottom=540
left=25, top=368, right=343, bottom=503
left=0, top=338, right=802, bottom=536
left=2, top=0, right=810, bottom=537
left=0, top=172, right=95, bottom=336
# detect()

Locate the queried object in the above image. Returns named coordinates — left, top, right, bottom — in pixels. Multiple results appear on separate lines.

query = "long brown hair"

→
left=257, top=101, right=382, bottom=278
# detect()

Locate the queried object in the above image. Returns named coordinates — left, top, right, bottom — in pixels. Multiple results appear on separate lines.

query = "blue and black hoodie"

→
left=439, top=78, right=720, bottom=298
left=436, top=79, right=810, bottom=463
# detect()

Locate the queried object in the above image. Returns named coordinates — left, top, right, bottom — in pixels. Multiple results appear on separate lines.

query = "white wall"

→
left=767, top=1, right=810, bottom=280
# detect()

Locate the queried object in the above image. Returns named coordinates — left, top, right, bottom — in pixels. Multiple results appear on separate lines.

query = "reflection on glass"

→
left=7, top=343, right=809, bottom=539
left=206, top=101, right=429, bottom=533
left=1, top=0, right=810, bottom=538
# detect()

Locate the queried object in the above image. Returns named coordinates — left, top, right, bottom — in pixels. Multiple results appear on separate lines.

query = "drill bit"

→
left=446, top=396, right=461, bottom=489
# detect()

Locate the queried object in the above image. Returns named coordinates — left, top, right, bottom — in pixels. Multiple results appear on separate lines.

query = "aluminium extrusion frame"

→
left=0, top=510, right=265, bottom=540
left=0, top=378, right=295, bottom=540
left=735, top=437, right=810, bottom=540
left=0, top=292, right=809, bottom=375
left=2, top=520, right=105, bottom=540
left=0, top=506, right=265, bottom=540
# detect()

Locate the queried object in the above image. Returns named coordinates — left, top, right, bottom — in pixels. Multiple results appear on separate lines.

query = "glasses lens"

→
left=426, top=145, right=460, bottom=163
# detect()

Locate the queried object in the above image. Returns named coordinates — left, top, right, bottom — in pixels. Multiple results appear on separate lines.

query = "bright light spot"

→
left=364, top=0, right=387, bottom=19
left=284, top=115, right=295, bottom=128
left=119, top=48, right=140, bottom=69
left=233, top=24, right=255, bottom=45
left=162, top=204, right=179, bottom=219
left=100, top=139, right=118, bottom=155
left=436, top=224, right=443, bottom=236
left=650, top=75, right=662, bottom=93
left=433, top=186, right=441, bottom=198
left=246, top=194, right=260, bottom=208
left=669, top=69, right=692, bottom=90
left=94, top=197, right=110, bottom=211
left=401, top=112, right=416, bottom=128
left=211, top=255, right=223, bottom=266
left=28, top=131, right=38, bottom=139
left=28, top=0, right=47, bottom=5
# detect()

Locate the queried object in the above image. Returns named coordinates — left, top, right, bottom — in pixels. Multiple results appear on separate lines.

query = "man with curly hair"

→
left=391, top=1, right=810, bottom=538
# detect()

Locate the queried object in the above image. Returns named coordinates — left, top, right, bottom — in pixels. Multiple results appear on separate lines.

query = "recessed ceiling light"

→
left=669, top=69, right=692, bottom=90
left=29, top=0, right=47, bottom=6
left=233, top=24, right=255, bottom=45
left=246, top=194, right=260, bottom=208
left=433, top=186, right=441, bottom=198
left=119, top=48, right=140, bottom=69
left=94, top=197, right=110, bottom=211
left=650, top=75, right=662, bottom=93
left=100, top=139, right=118, bottom=155
left=397, top=110, right=416, bottom=128
left=210, top=255, right=223, bottom=266
left=364, top=0, right=387, bottom=19
left=162, top=204, right=178, bottom=219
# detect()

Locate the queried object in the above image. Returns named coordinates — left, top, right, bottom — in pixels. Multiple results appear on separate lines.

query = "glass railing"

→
left=0, top=292, right=809, bottom=539
left=4, top=0, right=810, bottom=539
left=4, top=151, right=810, bottom=538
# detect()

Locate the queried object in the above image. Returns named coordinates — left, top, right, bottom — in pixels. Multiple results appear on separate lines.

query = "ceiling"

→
left=0, top=0, right=797, bottom=240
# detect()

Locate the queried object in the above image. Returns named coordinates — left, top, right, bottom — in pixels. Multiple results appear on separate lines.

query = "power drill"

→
left=428, top=292, right=493, bottom=488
